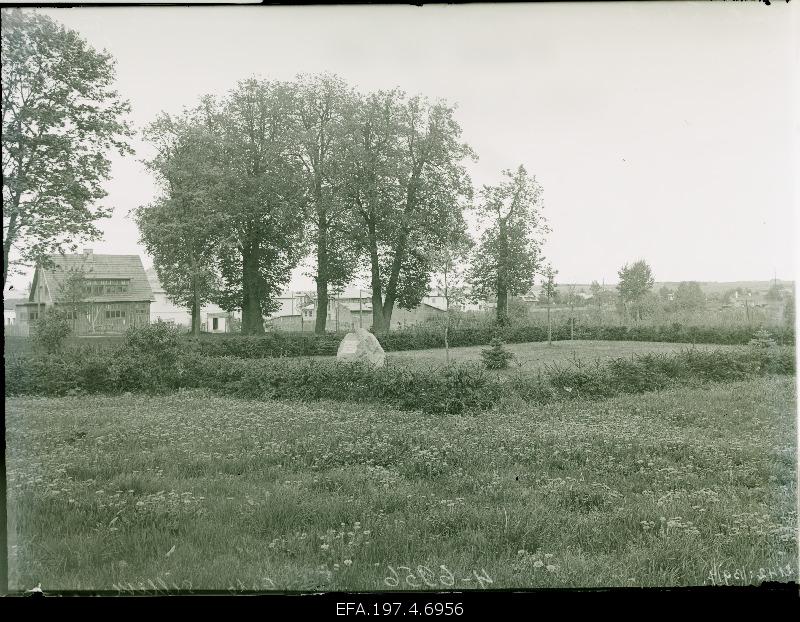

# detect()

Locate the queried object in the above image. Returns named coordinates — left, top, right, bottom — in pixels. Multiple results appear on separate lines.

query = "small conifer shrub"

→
left=480, top=338, right=515, bottom=370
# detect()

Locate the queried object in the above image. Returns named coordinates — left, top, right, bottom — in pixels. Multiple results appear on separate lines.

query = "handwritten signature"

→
left=705, top=562, right=796, bottom=586
left=384, top=565, right=494, bottom=589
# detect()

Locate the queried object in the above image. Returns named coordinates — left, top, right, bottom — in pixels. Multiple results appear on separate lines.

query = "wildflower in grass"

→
left=533, top=560, right=544, bottom=568
left=320, top=544, right=330, bottom=550
left=546, top=565, right=557, bottom=573
left=344, top=559, right=352, bottom=566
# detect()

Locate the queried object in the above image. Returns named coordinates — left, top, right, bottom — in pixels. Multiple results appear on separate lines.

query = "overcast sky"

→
left=6, top=3, right=797, bottom=294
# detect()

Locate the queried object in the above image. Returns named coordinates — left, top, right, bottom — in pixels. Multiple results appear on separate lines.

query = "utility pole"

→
left=299, top=293, right=304, bottom=332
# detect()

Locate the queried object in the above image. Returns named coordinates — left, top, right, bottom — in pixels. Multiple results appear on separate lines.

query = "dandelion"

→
left=533, top=560, right=544, bottom=568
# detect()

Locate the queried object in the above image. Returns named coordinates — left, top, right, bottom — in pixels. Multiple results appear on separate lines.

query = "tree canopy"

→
left=135, top=107, right=224, bottom=335
left=617, top=260, right=655, bottom=320
left=2, top=9, right=133, bottom=289
left=341, top=91, right=474, bottom=332
left=466, top=165, right=547, bottom=325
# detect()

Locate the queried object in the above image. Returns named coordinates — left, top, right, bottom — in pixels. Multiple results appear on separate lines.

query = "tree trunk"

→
left=314, top=177, right=329, bottom=334
left=2, top=208, right=19, bottom=291
left=547, top=304, right=552, bottom=346
left=191, top=282, right=201, bottom=336
left=381, top=230, right=408, bottom=332
left=314, top=215, right=328, bottom=334
left=241, top=242, right=264, bottom=334
left=190, top=255, right=201, bottom=337
left=496, top=219, right=509, bottom=325
left=496, top=284, right=508, bottom=325
left=368, top=220, right=389, bottom=334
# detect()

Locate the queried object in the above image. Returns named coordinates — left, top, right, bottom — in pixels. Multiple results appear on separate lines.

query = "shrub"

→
left=30, top=308, right=72, bottom=354
left=124, top=321, right=182, bottom=356
left=5, top=344, right=795, bottom=413
left=480, top=338, right=515, bottom=370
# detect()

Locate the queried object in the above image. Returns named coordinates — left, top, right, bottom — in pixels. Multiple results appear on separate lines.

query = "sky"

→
left=5, top=2, right=798, bottom=295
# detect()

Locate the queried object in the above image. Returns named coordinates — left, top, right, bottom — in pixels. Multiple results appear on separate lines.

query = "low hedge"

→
left=5, top=344, right=794, bottom=414
left=183, top=332, right=343, bottom=358
left=179, top=323, right=795, bottom=359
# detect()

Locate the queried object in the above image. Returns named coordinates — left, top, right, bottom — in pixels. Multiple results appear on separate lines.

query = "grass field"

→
left=6, top=376, right=796, bottom=592
left=384, top=340, right=738, bottom=373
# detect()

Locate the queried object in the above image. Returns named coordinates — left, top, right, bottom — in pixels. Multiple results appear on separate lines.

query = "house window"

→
left=105, top=309, right=126, bottom=319
left=85, top=279, right=130, bottom=296
left=65, top=310, right=79, bottom=320
left=28, top=311, right=39, bottom=321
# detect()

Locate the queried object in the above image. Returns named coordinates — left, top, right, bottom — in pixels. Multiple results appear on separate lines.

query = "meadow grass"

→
left=6, top=376, right=796, bottom=592
left=384, top=339, right=738, bottom=374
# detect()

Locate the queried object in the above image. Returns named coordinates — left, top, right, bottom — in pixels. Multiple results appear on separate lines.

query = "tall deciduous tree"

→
left=292, top=74, right=360, bottom=333
left=673, top=281, right=706, bottom=312
left=466, top=165, right=547, bottom=325
left=2, top=9, right=133, bottom=289
left=136, top=108, right=223, bottom=336
left=343, top=91, right=474, bottom=333
left=617, top=259, right=655, bottom=321
left=212, top=79, right=307, bottom=334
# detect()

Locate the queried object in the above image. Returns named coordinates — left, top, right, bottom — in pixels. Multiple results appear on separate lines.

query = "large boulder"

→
left=336, top=328, right=386, bottom=368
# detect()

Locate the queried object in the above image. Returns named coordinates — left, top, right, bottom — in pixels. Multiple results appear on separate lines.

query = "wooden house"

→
left=15, top=250, right=154, bottom=336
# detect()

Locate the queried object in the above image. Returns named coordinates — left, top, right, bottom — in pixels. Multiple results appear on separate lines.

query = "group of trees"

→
left=136, top=75, right=549, bottom=335
left=2, top=10, right=551, bottom=337
left=2, top=9, right=133, bottom=291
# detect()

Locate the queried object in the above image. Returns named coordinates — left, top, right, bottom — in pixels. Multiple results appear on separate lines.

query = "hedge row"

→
left=5, top=345, right=794, bottom=414
left=182, top=323, right=796, bottom=359
left=183, top=332, right=343, bottom=358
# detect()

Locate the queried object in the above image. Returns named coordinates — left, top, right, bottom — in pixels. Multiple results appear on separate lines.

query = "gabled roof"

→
left=32, top=253, right=154, bottom=303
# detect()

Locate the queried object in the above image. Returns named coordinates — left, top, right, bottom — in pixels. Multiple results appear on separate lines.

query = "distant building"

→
left=266, top=285, right=448, bottom=332
left=4, top=296, right=25, bottom=333
left=205, top=312, right=231, bottom=333
left=265, top=291, right=315, bottom=332
left=146, top=268, right=236, bottom=332
left=15, top=250, right=153, bottom=336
